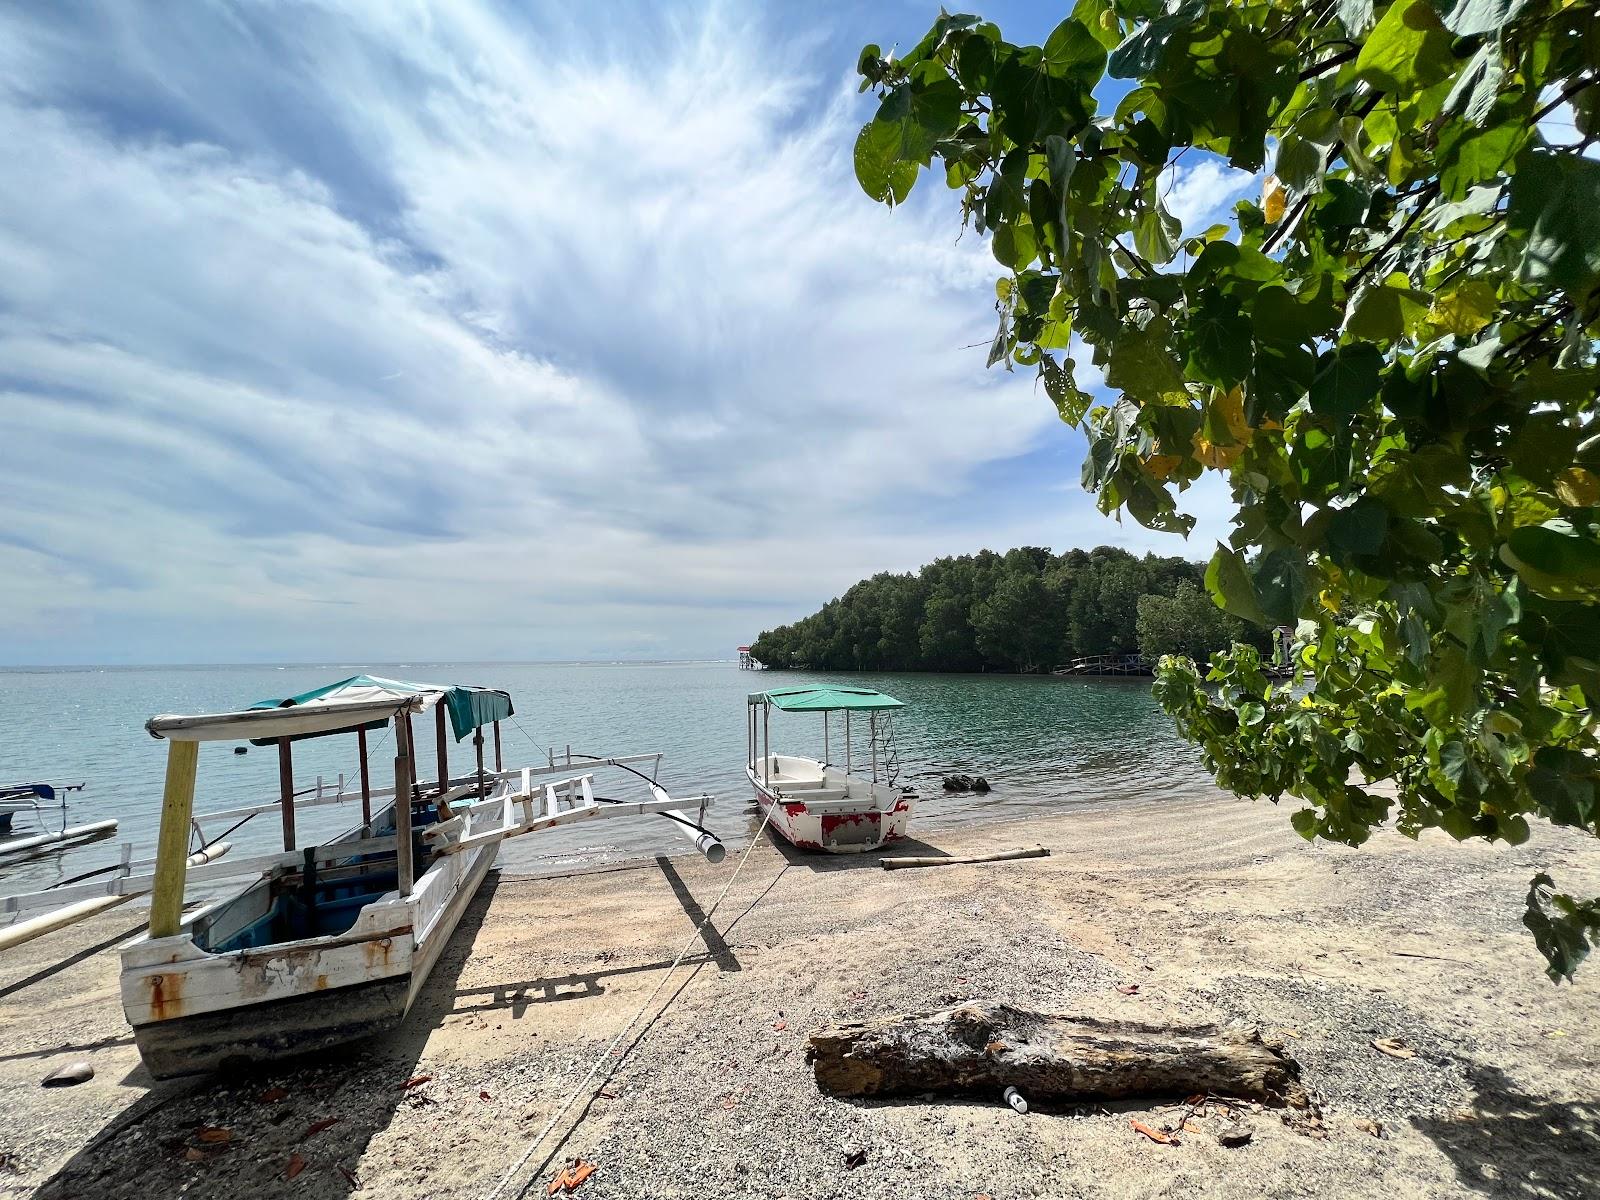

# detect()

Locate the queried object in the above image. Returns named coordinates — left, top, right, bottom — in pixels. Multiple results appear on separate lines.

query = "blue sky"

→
left=0, top=1, right=1258, bottom=665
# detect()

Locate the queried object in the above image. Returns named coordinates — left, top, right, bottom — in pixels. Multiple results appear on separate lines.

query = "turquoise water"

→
left=0, top=662, right=1212, bottom=895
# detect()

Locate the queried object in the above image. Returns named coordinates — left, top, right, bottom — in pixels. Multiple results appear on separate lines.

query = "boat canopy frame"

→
left=746, top=686, right=905, bottom=786
left=141, top=676, right=515, bottom=943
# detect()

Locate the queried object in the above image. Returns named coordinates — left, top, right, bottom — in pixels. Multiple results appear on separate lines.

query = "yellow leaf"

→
left=1428, top=280, right=1496, bottom=337
left=1193, top=437, right=1242, bottom=469
left=1554, top=468, right=1600, bottom=508
left=1144, top=453, right=1182, bottom=481
left=1218, top=386, right=1250, bottom=442
left=1263, top=175, right=1288, bottom=224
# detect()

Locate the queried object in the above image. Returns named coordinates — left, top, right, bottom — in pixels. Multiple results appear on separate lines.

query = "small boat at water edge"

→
left=745, top=686, right=916, bottom=853
left=0, top=782, right=115, bottom=859
left=116, top=675, right=720, bottom=1078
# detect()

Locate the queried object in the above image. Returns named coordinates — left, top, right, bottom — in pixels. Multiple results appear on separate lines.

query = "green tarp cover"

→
left=250, top=675, right=513, bottom=744
left=749, top=686, right=905, bottom=712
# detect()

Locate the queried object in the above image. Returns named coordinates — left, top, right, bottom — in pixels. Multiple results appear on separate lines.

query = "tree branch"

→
left=1299, top=46, right=1357, bottom=81
left=1347, top=182, right=1439, bottom=291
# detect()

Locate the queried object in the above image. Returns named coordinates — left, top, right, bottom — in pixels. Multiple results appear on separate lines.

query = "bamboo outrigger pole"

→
left=149, top=740, right=200, bottom=939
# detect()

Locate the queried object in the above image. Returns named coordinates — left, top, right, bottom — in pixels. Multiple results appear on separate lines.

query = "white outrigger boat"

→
left=745, top=686, right=915, bottom=853
left=114, top=675, right=719, bottom=1078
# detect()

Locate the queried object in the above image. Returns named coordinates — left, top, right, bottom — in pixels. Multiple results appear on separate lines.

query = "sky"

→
left=0, top=1, right=1261, bottom=666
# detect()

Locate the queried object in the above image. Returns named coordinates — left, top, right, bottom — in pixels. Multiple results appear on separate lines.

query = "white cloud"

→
left=1159, top=156, right=1259, bottom=239
left=0, top=2, right=1221, bottom=664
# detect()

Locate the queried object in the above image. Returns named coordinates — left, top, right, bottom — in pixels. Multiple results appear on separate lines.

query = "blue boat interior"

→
left=208, top=805, right=442, bottom=952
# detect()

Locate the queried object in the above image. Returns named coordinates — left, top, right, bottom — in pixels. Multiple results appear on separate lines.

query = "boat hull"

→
left=121, top=826, right=497, bottom=1079
left=748, top=768, right=914, bottom=854
left=131, top=974, right=412, bottom=1079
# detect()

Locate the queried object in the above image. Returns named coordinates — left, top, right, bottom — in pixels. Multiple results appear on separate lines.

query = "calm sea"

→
left=0, top=661, right=1212, bottom=896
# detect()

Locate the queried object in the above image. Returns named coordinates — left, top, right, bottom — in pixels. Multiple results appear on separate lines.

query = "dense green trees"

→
left=750, top=546, right=1266, bottom=672
left=853, top=2, right=1600, bottom=977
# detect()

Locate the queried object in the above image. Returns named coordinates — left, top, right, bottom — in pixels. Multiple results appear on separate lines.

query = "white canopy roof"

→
left=146, top=696, right=424, bottom=743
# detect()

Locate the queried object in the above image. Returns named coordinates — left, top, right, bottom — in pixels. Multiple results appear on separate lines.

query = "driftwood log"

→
left=809, top=1002, right=1302, bottom=1105
left=881, top=846, right=1049, bottom=871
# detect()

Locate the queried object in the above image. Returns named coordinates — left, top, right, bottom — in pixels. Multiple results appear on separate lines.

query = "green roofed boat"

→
left=745, top=686, right=916, bottom=853
left=116, top=676, right=721, bottom=1078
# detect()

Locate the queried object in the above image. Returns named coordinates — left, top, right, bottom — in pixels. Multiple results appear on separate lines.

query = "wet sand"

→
left=1, top=790, right=1596, bottom=1199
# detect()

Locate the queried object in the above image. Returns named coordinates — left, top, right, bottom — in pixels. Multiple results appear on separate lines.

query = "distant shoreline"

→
left=0, top=658, right=740, bottom=672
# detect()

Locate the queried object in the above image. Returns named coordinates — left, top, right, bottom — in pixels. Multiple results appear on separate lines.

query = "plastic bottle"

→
left=1003, top=1086, right=1027, bottom=1114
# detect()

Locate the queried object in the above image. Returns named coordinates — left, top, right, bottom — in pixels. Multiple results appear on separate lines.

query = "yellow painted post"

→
left=149, top=739, right=200, bottom=938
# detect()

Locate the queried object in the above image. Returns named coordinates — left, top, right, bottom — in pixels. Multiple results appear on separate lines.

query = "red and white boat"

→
left=745, top=686, right=916, bottom=853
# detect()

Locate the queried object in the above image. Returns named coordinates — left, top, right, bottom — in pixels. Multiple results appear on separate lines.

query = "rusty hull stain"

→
left=146, top=972, right=184, bottom=1021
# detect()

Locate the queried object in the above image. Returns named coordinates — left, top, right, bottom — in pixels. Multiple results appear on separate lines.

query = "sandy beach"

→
left=1, top=789, right=1596, bottom=1200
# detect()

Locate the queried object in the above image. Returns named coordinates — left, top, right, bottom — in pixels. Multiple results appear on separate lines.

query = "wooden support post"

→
left=845, top=710, right=852, bottom=775
left=357, top=727, right=372, bottom=827
left=406, top=715, right=419, bottom=803
left=475, top=729, right=486, bottom=796
left=395, top=715, right=415, bottom=897
left=277, top=737, right=296, bottom=852
left=149, top=740, right=200, bottom=939
left=435, top=703, right=449, bottom=794
left=493, top=720, right=503, bottom=772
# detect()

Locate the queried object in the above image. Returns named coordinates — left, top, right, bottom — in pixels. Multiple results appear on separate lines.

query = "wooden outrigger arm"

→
left=423, top=770, right=722, bottom=861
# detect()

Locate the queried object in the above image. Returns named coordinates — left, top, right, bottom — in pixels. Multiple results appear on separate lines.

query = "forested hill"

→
left=749, top=546, right=1270, bottom=674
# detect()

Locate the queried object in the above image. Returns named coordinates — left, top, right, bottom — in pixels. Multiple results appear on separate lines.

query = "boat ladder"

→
left=873, top=716, right=902, bottom=787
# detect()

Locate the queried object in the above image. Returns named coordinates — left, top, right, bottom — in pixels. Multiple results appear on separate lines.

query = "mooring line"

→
left=484, top=797, right=780, bottom=1200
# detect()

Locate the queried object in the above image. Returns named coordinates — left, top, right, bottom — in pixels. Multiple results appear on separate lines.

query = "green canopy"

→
left=249, top=675, right=513, bottom=745
left=749, top=686, right=905, bottom=712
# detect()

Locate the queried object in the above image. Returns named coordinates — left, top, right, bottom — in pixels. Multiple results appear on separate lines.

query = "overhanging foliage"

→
left=855, top=1, right=1599, bottom=978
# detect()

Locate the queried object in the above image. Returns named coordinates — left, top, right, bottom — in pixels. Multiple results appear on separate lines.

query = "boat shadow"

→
left=759, top=821, right=952, bottom=873
left=34, top=874, right=505, bottom=1200
left=448, top=854, right=743, bottom=1015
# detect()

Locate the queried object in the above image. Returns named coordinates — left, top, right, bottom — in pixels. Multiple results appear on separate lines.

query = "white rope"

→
left=483, top=796, right=780, bottom=1200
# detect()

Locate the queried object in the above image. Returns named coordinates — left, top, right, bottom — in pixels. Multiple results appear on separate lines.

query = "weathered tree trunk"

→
left=808, top=1002, right=1301, bottom=1105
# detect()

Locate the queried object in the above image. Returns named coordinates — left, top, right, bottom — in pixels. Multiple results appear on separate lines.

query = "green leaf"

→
left=1355, top=0, right=1458, bottom=93
left=1508, top=151, right=1600, bottom=293
left=854, top=121, right=920, bottom=204
left=1309, top=344, right=1383, bottom=418
left=1338, top=0, right=1374, bottom=35
left=1042, top=355, right=1092, bottom=425
left=1252, top=549, right=1308, bottom=625
left=1107, top=319, right=1185, bottom=400
left=1442, top=0, right=1532, bottom=37
left=1073, top=0, right=1123, bottom=50
left=1524, top=873, right=1600, bottom=983
left=1275, top=135, right=1324, bottom=195
left=1327, top=497, right=1390, bottom=560
left=1438, top=118, right=1528, bottom=201
left=1185, top=292, right=1253, bottom=388
left=992, top=20, right=1103, bottom=143
left=1442, top=42, right=1505, bottom=125
left=1206, top=545, right=1270, bottom=625
left=1343, top=279, right=1431, bottom=342
left=1134, top=197, right=1180, bottom=263
left=1107, top=7, right=1194, bottom=79
left=1500, top=522, right=1600, bottom=601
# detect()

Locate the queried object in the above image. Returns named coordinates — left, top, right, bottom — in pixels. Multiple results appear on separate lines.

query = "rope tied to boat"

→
left=484, top=798, right=779, bottom=1200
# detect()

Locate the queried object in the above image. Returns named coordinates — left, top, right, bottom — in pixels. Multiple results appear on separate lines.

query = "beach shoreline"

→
left=1, top=790, right=1596, bottom=1199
